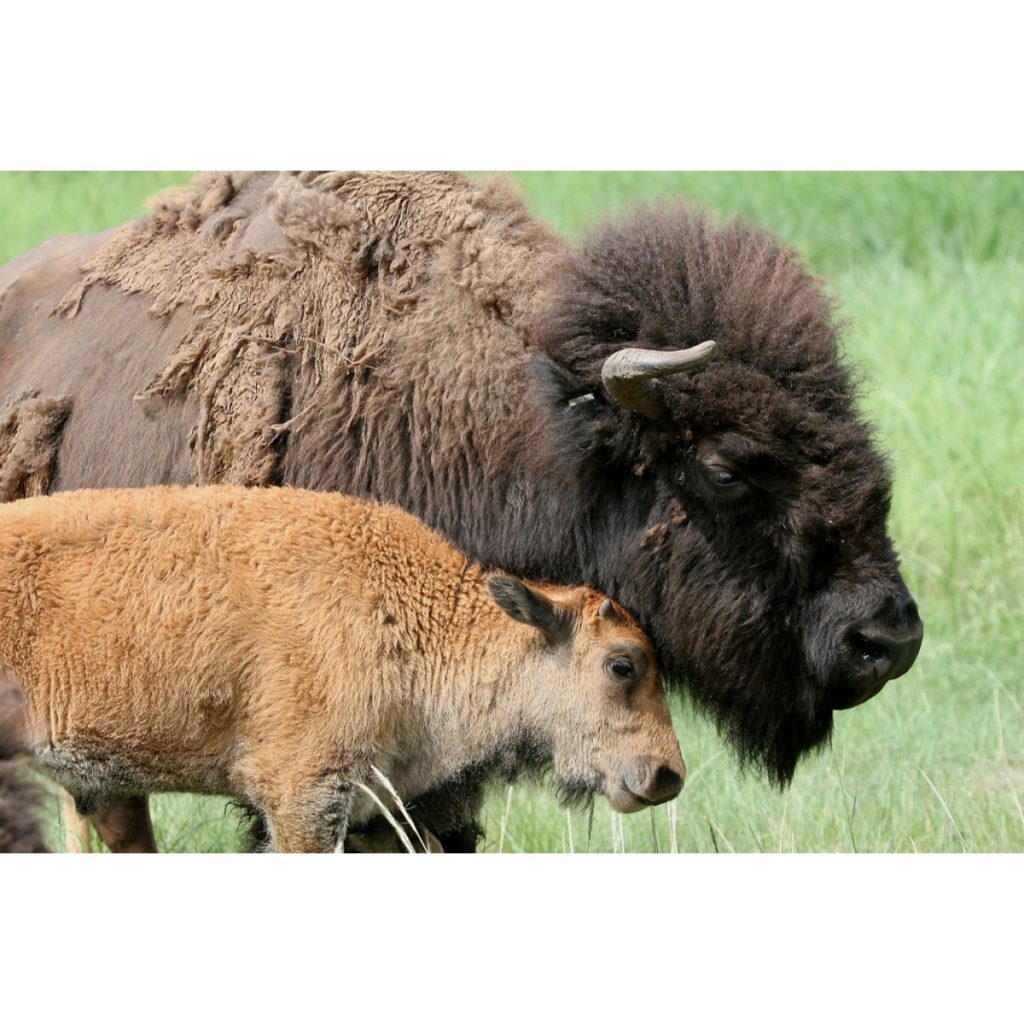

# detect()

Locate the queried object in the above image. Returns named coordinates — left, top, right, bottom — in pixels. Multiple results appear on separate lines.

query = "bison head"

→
left=532, top=204, right=923, bottom=785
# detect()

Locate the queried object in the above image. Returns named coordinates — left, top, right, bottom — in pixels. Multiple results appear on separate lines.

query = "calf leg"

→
left=265, top=785, right=352, bottom=854
left=62, top=791, right=159, bottom=853
left=91, top=796, right=157, bottom=853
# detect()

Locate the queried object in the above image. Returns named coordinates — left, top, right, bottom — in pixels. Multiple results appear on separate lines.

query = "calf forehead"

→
left=583, top=595, right=655, bottom=652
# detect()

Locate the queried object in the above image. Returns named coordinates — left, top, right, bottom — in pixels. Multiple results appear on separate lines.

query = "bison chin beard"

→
left=637, top=554, right=840, bottom=787
left=662, top=619, right=836, bottom=789
left=685, top=660, right=836, bottom=788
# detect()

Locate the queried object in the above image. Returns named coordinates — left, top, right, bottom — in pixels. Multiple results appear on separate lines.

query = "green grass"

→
left=6, top=171, right=1022, bottom=852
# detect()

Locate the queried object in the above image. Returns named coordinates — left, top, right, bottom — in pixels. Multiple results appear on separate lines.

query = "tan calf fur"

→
left=0, top=486, right=683, bottom=852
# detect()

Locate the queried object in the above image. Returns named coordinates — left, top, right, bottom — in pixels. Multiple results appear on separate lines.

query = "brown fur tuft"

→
left=0, top=388, right=72, bottom=502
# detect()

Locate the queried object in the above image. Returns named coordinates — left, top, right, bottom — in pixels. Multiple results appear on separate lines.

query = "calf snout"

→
left=614, top=757, right=684, bottom=812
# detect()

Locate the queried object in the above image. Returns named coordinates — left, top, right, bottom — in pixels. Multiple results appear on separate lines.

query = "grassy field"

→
left=2, top=171, right=1021, bottom=852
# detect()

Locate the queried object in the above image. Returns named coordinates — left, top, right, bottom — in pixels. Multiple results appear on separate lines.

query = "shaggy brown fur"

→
left=0, top=486, right=683, bottom=852
left=0, top=172, right=921, bottom=850
left=46, top=172, right=557, bottom=489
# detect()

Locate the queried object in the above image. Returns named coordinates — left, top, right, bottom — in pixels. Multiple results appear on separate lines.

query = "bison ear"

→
left=488, top=576, right=572, bottom=644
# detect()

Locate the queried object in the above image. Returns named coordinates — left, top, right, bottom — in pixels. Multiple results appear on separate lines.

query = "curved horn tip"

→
left=602, top=339, right=718, bottom=382
left=600, top=339, right=718, bottom=419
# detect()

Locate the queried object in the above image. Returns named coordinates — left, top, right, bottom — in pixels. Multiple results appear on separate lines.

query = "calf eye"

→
left=607, top=656, right=636, bottom=681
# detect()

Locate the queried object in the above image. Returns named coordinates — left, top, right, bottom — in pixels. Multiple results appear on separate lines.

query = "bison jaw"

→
left=831, top=680, right=888, bottom=711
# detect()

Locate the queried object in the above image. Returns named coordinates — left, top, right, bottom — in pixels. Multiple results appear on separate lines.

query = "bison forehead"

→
left=533, top=201, right=840, bottom=380
left=663, top=359, right=857, bottom=440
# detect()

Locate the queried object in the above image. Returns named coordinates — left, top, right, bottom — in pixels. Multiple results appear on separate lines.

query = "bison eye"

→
left=700, top=460, right=748, bottom=495
left=607, top=656, right=636, bottom=681
left=708, top=466, right=739, bottom=487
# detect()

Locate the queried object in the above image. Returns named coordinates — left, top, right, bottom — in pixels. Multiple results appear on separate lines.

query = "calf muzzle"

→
left=615, top=757, right=684, bottom=811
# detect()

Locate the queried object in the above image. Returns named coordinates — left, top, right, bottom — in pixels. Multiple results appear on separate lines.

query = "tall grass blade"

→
left=369, top=764, right=431, bottom=853
left=709, top=820, right=735, bottom=853
left=917, top=767, right=969, bottom=852
left=745, top=820, right=764, bottom=853
left=498, top=785, right=513, bottom=854
left=354, top=781, right=417, bottom=854
left=832, top=751, right=859, bottom=853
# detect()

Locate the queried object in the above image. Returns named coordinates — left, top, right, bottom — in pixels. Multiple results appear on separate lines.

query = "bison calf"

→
left=0, top=486, right=684, bottom=852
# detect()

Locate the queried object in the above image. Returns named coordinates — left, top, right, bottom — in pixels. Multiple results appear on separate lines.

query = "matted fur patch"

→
left=0, top=388, right=72, bottom=502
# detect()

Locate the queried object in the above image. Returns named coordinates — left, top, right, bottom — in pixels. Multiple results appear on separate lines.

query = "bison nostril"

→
left=849, top=630, right=893, bottom=669
left=846, top=619, right=923, bottom=682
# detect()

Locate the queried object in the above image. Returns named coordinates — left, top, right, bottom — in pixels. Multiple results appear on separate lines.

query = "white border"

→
left=2, top=3, right=1021, bottom=169
left=1, top=855, right=1020, bottom=1017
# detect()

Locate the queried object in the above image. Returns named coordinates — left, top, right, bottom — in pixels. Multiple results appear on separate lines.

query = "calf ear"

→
left=488, top=576, right=572, bottom=644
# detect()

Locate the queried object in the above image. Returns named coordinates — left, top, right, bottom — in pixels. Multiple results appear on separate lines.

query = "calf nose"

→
left=623, top=759, right=684, bottom=806
left=647, top=764, right=684, bottom=805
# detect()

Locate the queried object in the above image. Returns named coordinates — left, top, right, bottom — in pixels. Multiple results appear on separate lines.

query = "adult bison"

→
left=0, top=172, right=923, bottom=851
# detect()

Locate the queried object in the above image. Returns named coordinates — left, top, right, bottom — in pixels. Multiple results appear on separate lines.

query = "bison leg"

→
left=397, top=775, right=486, bottom=853
left=343, top=816, right=444, bottom=853
left=90, top=796, right=158, bottom=853
left=434, top=823, right=483, bottom=854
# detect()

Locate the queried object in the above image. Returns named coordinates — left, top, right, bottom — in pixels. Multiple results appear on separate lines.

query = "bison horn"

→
left=601, top=340, right=717, bottom=420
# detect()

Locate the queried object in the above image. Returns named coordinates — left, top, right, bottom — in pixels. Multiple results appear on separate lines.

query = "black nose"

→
left=839, top=596, right=923, bottom=706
